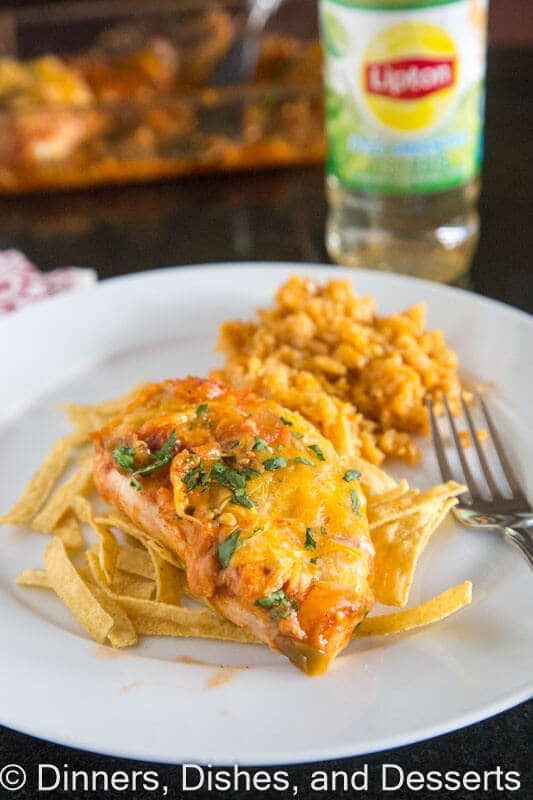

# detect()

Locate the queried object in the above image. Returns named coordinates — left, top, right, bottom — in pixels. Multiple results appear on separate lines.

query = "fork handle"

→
left=502, top=526, right=533, bottom=569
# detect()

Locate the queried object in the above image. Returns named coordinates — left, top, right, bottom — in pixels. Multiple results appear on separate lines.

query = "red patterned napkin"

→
left=0, top=249, right=97, bottom=314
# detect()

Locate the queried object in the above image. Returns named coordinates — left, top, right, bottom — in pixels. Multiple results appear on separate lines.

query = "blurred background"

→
left=2, top=0, right=531, bottom=45
left=0, top=0, right=530, bottom=300
left=0, top=1, right=528, bottom=189
left=487, top=0, right=533, bottom=47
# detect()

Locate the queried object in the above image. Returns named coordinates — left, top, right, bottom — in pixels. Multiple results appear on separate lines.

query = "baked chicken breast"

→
left=92, top=377, right=374, bottom=674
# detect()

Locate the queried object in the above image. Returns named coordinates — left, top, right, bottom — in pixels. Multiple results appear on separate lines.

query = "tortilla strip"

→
left=31, top=458, right=93, bottom=534
left=116, top=547, right=155, bottom=580
left=44, top=537, right=114, bottom=644
left=368, top=481, right=464, bottom=530
left=355, top=581, right=472, bottom=637
left=372, top=497, right=458, bottom=607
left=367, top=480, right=410, bottom=508
left=87, top=547, right=154, bottom=600
left=59, top=383, right=146, bottom=426
left=72, top=495, right=118, bottom=583
left=88, top=583, right=138, bottom=647
left=54, top=512, right=85, bottom=550
left=119, top=597, right=258, bottom=643
left=97, top=511, right=185, bottom=569
left=0, top=436, right=74, bottom=525
left=111, top=570, right=155, bottom=600
left=149, top=548, right=185, bottom=605
left=16, top=568, right=49, bottom=588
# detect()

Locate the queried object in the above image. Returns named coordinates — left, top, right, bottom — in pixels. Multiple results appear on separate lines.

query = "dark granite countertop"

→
left=0, top=48, right=531, bottom=800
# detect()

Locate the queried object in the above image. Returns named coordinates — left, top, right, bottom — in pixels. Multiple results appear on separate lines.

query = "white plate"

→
left=1, top=263, right=532, bottom=765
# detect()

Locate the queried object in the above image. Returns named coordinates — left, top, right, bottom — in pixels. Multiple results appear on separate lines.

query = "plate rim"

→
left=2, top=261, right=532, bottom=333
left=0, top=672, right=531, bottom=765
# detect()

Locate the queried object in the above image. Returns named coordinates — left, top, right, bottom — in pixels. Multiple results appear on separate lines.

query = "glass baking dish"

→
left=0, top=0, right=324, bottom=193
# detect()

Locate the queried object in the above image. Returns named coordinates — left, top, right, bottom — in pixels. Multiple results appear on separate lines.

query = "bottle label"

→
left=321, top=0, right=488, bottom=194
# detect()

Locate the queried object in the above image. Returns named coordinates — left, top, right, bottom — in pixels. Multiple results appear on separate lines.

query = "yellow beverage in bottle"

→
left=320, top=0, right=488, bottom=281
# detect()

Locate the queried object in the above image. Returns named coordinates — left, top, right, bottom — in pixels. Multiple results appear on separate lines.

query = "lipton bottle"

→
left=320, top=0, right=488, bottom=282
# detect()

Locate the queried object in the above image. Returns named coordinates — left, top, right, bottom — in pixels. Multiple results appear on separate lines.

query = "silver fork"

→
left=428, top=393, right=533, bottom=568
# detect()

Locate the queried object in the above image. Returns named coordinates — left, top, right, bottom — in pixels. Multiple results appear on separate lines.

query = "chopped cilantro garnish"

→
left=255, top=591, right=284, bottom=610
left=280, top=416, right=293, bottom=426
left=254, top=589, right=296, bottom=620
left=112, top=431, right=177, bottom=490
left=252, top=436, right=268, bottom=452
left=291, top=432, right=304, bottom=439
left=210, top=461, right=255, bottom=508
left=229, top=439, right=240, bottom=449
left=240, top=466, right=261, bottom=480
left=292, top=457, right=314, bottom=466
left=182, top=462, right=208, bottom=491
left=112, top=445, right=136, bottom=472
left=310, top=557, right=318, bottom=565
left=210, top=461, right=246, bottom=491
left=182, top=459, right=255, bottom=508
left=305, top=528, right=317, bottom=550
left=350, top=488, right=361, bottom=516
left=133, top=431, right=177, bottom=477
left=263, top=456, right=287, bottom=471
left=232, top=492, right=255, bottom=509
left=196, top=403, right=209, bottom=417
left=343, top=469, right=361, bottom=482
left=218, top=529, right=241, bottom=569
left=308, top=444, right=325, bottom=461
left=320, top=526, right=328, bottom=535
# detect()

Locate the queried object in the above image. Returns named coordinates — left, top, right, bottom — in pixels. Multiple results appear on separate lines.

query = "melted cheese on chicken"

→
left=92, top=377, right=374, bottom=674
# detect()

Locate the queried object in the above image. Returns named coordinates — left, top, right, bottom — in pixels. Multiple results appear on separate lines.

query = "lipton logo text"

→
left=365, top=57, right=455, bottom=100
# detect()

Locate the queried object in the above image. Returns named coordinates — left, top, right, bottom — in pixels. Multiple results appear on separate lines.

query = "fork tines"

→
left=427, top=392, right=528, bottom=507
